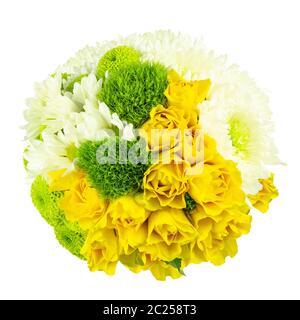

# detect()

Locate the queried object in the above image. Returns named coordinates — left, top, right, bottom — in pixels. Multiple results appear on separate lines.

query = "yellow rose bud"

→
left=188, top=158, right=246, bottom=216
left=150, top=261, right=182, bottom=281
left=119, top=250, right=147, bottom=273
left=140, top=208, right=196, bottom=261
left=165, top=69, right=211, bottom=110
left=141, top=104, right=192, bottom=158
left=248, top=174, right=279, bottom=213
left=203, top=135, right=221, bottom=163
left=81, top=228, right=119, bottom=275
left=188, top=205, right=251, bottom=265
left=106, top=196, right=149, bottom=254
left=143, top=162, right=189, bottom=210
left=180, top=124, right=203, bottom=168
left=49, top=170, right=108, bottom=230
left=48, top=169, right=79, bottom=191
left=184, top=134, right=221, bottom=175
left=143, top=104, right=188, bottom=132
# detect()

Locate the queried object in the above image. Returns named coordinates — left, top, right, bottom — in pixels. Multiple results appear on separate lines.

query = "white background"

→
left=0, top=0, right=299, bottom=300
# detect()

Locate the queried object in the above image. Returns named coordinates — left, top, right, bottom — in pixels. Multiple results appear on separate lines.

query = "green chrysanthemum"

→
left=31, top=176, right=64, bottom=227
left=77, top=137, right=150, bottom=199
left=31, top=176, right=86, bottom=259
left=55, top=222, right=86, bottom=260
left=99, top=61, right=168, bottom=127
left=96, top=45, right=140, bottom=80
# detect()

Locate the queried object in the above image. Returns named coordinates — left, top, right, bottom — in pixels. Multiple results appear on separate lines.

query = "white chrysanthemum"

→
left=200, top=94, right=279, bottom=194
left=42, top=95, right=80, bottom=133
left=24, top=129, right=76, bottom=180
left=73, top=102, right=135, bottom=143
left=24, top=75, right=62, bottom=140
left=24, top=71, right=135, bottom=179
left=24, top=100, right=135, bottom=179
left=72, top=74, right=102, bottom=108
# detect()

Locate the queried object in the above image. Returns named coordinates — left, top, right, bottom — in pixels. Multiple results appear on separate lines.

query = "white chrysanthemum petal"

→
left=75, top=110, right=110, bottom=142
left=98, top=102, right=113, bottom=124
left=72, top=74, right=102, bottom=108
left=24, top=131, right=74, bottom=180
left=111, top=113, right=124, bottom=130
left=34, top=75, right=62, bottom=103
left=23, top=75, right=62, bottom=140
left=122, top=123, right=136, bottom=141
left=43, top=96, right=80, bottom=133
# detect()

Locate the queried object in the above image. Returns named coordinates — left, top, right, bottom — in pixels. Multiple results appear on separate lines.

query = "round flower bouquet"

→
left=23, top=31, right=279, bottom=280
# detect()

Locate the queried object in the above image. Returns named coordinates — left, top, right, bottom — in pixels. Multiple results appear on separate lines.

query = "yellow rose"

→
left=202, top=134, right=221, bottom=163
left=182, top=134, right=222, bottom=176
left=48, top=169, right=81, bottom=191
left=140, top=208, right=196, bottom=261
left=49, top=169, right=108, bottom=230
left=248, top=174, right=279, bottom=213
left=141, top=104, right=190, bottom=154
left=106, top=196, right=149, bottom=254
left=165, top=69, right=211, bottom=111
left=187, top=205, right=251, bottom=265
left=119, top=250, right=151, bottom=273
left=188, top=156, right=246, bottom=216
left=143, top=104, right=188, bottom=132
left=180, top=124, right=203, bottom=168
left=119, top=250, right=183, bottom=280
left=81, top=227, right=119, bottom=275
left=150, top=261, right=182, bottom=281
left=143, top=162, right=189, bottom=210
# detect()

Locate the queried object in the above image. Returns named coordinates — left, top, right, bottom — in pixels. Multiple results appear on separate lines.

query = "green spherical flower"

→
left=99, top=61, right=168, bottom=127
left=96, top=46, right=140, bottom=80
left=55, top=222, right=86, bottom=260
left=77, top=137, right=150, bottom=199
left=31, top=176, right=87, bottom=258
left=31, top=176, right=64, bottom=227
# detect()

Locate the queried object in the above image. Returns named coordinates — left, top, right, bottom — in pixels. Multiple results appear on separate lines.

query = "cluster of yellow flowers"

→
left=48, top=70, right=278, bottom=280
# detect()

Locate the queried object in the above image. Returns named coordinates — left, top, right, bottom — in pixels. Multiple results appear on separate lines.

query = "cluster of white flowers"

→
left=24, top=74, right=134, bottom=179
left=24, top=31, right=279, bottom=194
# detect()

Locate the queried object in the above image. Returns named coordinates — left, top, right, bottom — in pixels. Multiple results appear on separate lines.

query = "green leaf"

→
left=166, top=258, right=185, bottom=276
left=184, top=193, right=197, bottom=213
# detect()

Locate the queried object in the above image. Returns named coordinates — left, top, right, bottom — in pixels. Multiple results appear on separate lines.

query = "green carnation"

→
left=96, top=46, right=140, bottom=80
left=77, top=137, right=150, bottom=199
left=99, top=61, right=168, bottom=127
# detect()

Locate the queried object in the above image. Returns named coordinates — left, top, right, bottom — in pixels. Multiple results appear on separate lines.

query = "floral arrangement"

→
left=23, top=31, right=279, bottom=280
